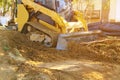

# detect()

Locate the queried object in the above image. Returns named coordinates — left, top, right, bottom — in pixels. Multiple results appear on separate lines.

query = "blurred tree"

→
left=0, top=0, right=12, bottom=16
left=0, top=0, right=2, bottom=6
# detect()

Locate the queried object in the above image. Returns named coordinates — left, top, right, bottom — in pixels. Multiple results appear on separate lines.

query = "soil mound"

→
left=0, top=31, right=120, bottom=80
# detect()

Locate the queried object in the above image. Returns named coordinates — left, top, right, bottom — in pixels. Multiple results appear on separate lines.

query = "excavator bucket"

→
left=56, top=30, right=101, bottom=50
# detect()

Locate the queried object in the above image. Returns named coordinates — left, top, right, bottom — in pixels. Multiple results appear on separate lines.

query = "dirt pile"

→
left=0, top=30, right=120, bottom=80
left=68, top=38, right=120, bottom=64
left=17, top=63, right=77, bottom=80
left=1, top=30, right=120, bottom=64
left=0, top=31, right=76, bottom=80
left=0, top=30, right=120, bottom=63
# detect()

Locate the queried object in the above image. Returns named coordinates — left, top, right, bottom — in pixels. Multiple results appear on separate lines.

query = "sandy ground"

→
left=0, top=30, right=120, bottom=80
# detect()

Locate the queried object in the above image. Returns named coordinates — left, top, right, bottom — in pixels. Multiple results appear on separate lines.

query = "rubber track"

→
left=21, top=21, right=59, bottom=47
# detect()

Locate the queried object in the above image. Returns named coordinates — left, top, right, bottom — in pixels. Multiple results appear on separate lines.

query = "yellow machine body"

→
left=17, top=0, right=101, bottom=49
left=17, top=0, right=88, bottom=33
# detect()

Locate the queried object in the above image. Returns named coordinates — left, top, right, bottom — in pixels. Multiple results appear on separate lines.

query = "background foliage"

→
left=0, top=0, right=12, bottom=16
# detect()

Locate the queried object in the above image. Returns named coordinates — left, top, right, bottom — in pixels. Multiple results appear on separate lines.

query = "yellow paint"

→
left=22, top=0, right=66, bottom=33
left=39, top=20, right=61, bottom=33
left=72, top=11, right=88, bottom=31
left=17, top=4, right=29, bottom=31
left=17, top=0, right=87, bottom=33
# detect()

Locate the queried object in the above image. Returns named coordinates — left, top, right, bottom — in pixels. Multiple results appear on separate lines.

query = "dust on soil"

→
left=0, top=30, right=120, bottom=80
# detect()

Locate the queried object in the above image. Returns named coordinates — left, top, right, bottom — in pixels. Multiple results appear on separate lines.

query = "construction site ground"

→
left=0, top=30, right=120, bottom=80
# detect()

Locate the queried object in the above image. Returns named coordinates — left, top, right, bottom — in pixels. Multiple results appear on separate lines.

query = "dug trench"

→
left=0, top=30, right=120, bottom=80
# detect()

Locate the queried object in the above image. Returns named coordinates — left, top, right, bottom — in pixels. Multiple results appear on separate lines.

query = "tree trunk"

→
left=101, top=0, right=110, bottom=23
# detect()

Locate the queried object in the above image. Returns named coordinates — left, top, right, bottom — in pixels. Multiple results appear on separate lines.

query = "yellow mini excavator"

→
left=17, top=0, right=101, bottom=50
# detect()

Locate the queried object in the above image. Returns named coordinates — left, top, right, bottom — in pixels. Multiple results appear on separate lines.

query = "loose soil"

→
left=0, top=30, right=120, bottom=80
